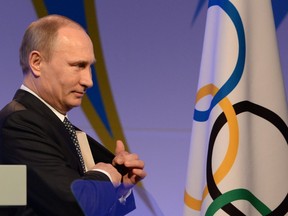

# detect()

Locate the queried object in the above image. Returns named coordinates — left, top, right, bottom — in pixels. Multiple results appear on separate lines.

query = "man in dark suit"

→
left=0, top=14, right=146, bottom=216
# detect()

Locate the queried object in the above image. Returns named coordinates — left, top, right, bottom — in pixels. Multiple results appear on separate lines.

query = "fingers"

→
left=113, top=151, right=142, bottom=168
left=115, top=140, right=125, bottom=155
left=130, top=167, right=147, bottom=180
left=113, top=140, right=129, bottom=166
left=113, top=140, right=147, bottom=186
left=123, top=154, right=144, bottom=169
left=113, top=140, right=145, bottom=171
left=121, top=156, right=146, bottom=186
left=122, top=168, right=147, bottom=187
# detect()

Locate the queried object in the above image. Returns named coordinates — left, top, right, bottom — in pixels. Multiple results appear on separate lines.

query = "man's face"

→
left=38, top=26, right=95, bottom=114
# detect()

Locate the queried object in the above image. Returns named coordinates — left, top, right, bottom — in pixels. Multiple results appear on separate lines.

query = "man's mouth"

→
left=73, top=91, right=85, bottom=97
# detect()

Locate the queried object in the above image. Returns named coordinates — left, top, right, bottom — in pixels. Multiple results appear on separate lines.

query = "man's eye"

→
left=77, top=63, right=86, bottom=68
left=72, top=63, right=86, bottom=69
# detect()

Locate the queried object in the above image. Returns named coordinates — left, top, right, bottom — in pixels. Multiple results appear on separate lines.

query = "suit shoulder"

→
left=0, top=100, right=54, bottom=132
left=0, top=100, right=27, bottom=124
left=0, top=100, right=26, bottom=113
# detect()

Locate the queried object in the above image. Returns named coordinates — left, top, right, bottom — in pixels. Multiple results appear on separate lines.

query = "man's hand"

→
left=92, top=162, right=122, bottom=187
left=112, top=140, right=146, bottom=189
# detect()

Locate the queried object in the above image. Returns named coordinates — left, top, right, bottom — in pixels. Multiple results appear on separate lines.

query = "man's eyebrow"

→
left=70, top=60, right=95, bottom=65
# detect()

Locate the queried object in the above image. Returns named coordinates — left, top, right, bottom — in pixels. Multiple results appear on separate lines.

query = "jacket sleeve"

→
left=71, top=180, right=136, bottom=216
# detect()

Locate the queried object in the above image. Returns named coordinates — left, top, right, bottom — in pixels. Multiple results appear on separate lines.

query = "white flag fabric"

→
left=184, top=0, right=288, bottom=215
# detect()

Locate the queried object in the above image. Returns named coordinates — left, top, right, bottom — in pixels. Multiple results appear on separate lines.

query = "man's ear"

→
left=29, top=51, right=42, bottom=77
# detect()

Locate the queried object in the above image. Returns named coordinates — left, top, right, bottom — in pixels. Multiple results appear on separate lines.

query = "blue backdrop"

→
left=0, top=1, right=287, bottom=215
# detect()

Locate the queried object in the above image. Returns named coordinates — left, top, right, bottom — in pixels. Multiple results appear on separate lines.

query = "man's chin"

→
left=69, top=99, right=83, bottom=109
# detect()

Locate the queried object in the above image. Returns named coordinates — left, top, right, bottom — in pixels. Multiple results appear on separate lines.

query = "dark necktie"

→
left=63, top=117, right=86, bottom=173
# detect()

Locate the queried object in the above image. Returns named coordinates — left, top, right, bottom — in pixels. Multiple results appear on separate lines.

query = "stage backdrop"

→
left=0, top=1, right=287, bottom=215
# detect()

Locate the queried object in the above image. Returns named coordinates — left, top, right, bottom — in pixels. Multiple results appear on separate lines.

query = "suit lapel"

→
left=13, top=89, right=84, bottom=174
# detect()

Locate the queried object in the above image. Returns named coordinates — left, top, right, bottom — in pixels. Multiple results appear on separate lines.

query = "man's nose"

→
left=80, top=68, right=93, bottom=89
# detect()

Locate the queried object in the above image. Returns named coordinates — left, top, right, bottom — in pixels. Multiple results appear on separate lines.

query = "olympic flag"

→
left=184, top=0, right=288, bottom=215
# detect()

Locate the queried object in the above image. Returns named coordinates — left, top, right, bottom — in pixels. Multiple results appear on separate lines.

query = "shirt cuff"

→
left=118, top=188, right=132, bottom=204
left=92, top=168, right=120, bottom=186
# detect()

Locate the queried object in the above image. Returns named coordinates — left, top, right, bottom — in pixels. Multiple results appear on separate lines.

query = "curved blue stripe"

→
left=42, top=0, right=113, bottom=136
left=86, top=67, right=113, bottom=137
left=43, top=0, right=87, bottom=28
left=194, top=0, right=246, bottom=122
left=272, top=0, right=288, bottom=29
